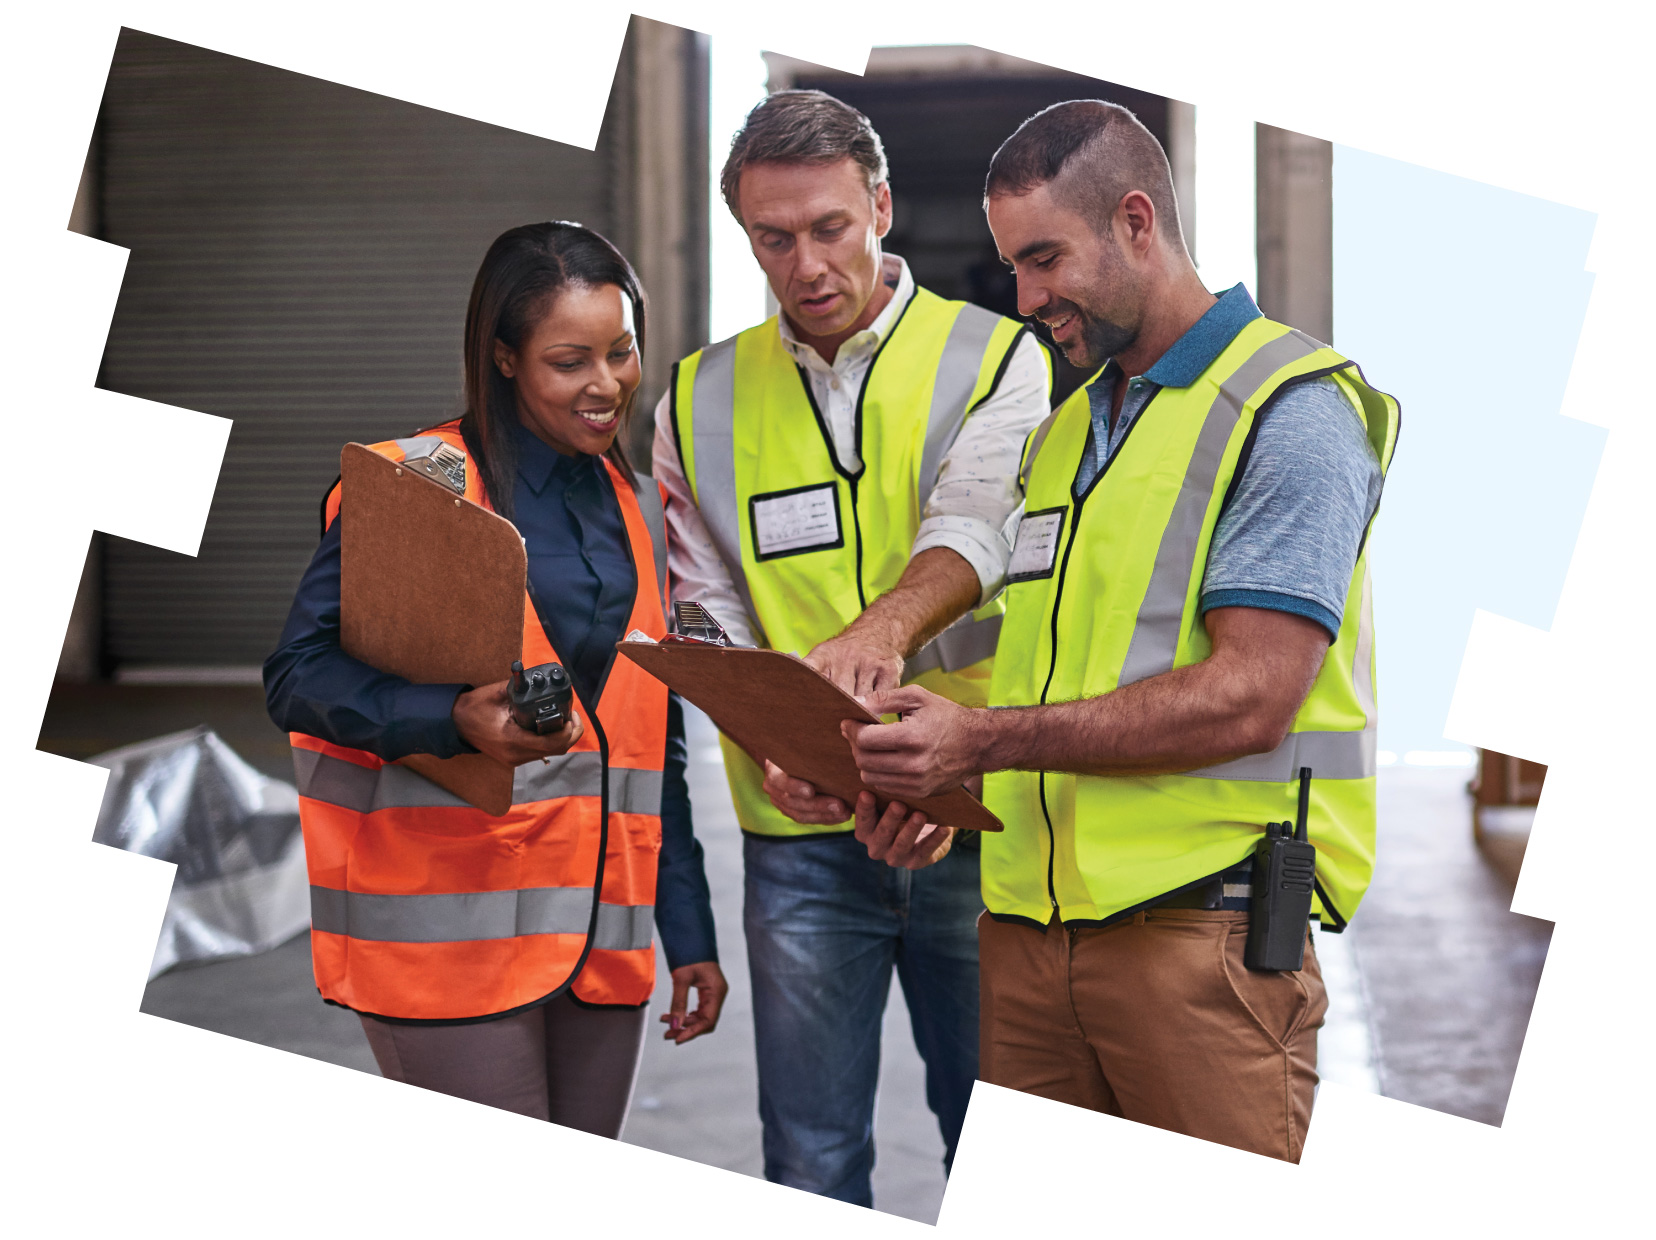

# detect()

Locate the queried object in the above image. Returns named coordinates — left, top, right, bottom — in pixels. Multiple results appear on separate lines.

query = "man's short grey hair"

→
left=985, top=100, right=1185, bottom=250
left=719, top=89, right=889, bottom=223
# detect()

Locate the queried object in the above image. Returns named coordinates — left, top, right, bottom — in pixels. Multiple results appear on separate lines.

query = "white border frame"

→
left=7, top=1, right=1645, bottom=1232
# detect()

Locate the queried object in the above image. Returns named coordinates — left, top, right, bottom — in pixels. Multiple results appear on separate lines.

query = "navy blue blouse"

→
left=264, top=423, right=718, bottom=972
left=511, top=427, right=639, bottom=706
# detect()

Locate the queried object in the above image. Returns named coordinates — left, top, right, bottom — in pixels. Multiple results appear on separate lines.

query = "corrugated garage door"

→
left=96, top=28, right=632, bottom=669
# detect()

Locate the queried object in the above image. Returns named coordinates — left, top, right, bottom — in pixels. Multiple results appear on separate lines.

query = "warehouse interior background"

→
left=37, top=18, right=1556, bottom=1225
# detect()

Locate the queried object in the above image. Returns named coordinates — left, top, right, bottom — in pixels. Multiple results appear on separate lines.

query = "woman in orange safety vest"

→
left=264, top=222, right=726, bottom=1134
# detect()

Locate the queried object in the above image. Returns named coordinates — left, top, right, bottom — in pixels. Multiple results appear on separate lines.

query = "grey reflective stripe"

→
left=297, top=749, right=659, bottom=814
left=917, top=304, right=1004, bottom=506
left=1019, top=407, right=1064, bottom=492
left=293, top=748, right=472, bottom=812
left=1116, top=330, right=1323, bottom=688
left=632, top=473, right=669, bottom=608
left=1351, top=563, right=1376, bottom=720
left=1183, top=726, right=1376, bottom=782
left=689, top=336, right=768, bottom=645
left=607, top=766, right=664, bottom=815
left=511, top=752, right=605, bottom=804
left=480, top=755, right=661, bottom=811
left=592, top=902, right=655, bottom=952
left=906, top=611, right=1004, bottom=676
left=310, top=885, right=653, bottom=949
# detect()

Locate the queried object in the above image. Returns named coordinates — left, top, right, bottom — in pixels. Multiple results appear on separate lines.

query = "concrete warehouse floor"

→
left=38, top=683, right=1551, bottom=1219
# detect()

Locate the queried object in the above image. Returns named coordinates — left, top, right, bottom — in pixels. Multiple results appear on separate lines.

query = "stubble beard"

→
left=1057, top=238, right=1141, bottom=370
left=1042, top=298, right=1136, bottom=371
left=1069, top=310, right=1136, bottom=371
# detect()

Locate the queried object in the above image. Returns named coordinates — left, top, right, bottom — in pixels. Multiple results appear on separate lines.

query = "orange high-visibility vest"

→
left=292, top=420, right=670, bottom=1022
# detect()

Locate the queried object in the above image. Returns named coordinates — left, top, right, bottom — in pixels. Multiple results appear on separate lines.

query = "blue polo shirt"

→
left=263, top=425, right=718, bottom=973
left=1075, top=284, right=1382, bottom=639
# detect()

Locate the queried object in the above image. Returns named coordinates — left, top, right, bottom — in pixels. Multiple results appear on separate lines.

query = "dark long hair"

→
left=459, top=221, right=647, bottom=520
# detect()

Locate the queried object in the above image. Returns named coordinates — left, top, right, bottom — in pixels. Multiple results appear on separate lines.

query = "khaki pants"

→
left=978, top=908, right=1327, bottom=1162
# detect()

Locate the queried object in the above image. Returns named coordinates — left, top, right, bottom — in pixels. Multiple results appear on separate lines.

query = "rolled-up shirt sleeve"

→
left=912, top=330, right=1050, bottom=605
left=263, top=513, right=473, bottom=761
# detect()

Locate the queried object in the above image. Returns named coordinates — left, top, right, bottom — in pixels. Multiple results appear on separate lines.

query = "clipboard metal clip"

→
left=669, top=601, right=733, bottom=647
left=400, top=439, right=468, bottom=495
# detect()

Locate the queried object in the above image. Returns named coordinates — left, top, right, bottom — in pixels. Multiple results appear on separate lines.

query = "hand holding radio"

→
left=452, top=664, right=582, bottom=768
left=509, top=660, right=574, bottom=734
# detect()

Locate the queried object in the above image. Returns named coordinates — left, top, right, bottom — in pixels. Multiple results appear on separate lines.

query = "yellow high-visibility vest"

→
left=671, top=286, right=1029, bottom=836
left=984, top=317, right=1399, bottom=925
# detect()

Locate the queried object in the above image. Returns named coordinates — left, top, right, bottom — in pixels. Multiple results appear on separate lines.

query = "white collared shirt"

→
left=652, top=254, right=1049, bottom=648
left=775, top=254, right=914, bottom=474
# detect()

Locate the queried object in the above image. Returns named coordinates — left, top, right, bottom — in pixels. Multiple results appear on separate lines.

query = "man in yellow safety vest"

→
left=652, top=90, right=1050, bottom=1203
left=843, top=99, right=1397, bottom=1163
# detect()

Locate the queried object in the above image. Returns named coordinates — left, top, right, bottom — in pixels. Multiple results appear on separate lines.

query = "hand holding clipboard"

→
left=614, top=613, right=1002, bottom=833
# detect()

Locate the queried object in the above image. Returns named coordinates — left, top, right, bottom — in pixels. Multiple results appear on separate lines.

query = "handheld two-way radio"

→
left=1244, top=766, right=1318, bottom=972
left=508, top=660, right=574, bottom=735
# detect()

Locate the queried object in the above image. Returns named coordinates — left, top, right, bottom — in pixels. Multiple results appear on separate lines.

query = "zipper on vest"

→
left=572, top=706, right=612, bottom=977
left=1035, top=494, right=1085, bottom=911
left=1030, top=384, right=1160, bottom=914
left=524, top=578, right=612, bottom=992
left=792, top=294, right=915, bottom=612
left=795, top=370, right=869, bottom=610
left=849, top=482, right=867, bottom=609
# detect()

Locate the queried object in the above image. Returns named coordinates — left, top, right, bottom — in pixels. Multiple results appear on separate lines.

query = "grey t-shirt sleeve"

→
left=1199, top=375, right=1382, bottom=641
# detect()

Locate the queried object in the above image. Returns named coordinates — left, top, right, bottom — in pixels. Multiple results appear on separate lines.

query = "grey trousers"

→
left=360, top=992, right=650, bottom=1136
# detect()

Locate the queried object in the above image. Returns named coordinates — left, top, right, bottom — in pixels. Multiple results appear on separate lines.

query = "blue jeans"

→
left=743, top=831, right=982, bottom=1207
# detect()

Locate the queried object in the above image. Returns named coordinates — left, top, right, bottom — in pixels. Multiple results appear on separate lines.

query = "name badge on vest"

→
left=1007, top=507, right=1066, bottom=582
left=749, top=482, right=845, bottom=560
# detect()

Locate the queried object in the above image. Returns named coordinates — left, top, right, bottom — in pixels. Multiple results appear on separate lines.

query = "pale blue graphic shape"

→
left=1332, top=146, right=1603, bottom=757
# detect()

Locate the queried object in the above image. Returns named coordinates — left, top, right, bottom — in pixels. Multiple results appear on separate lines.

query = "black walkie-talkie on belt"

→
left=1244, top=766, right=1318, bottom=972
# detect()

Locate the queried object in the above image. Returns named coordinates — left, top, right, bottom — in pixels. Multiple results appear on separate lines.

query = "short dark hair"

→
left=459, top=221, right=646, bottom=516
left=985, top=100, right=1184, bottom=248
left=719, top=89, right=888, bottom=223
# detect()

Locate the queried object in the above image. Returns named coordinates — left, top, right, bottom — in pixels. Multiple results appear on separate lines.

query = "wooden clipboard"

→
left=339, top=442, right=523, bottom=815
left=615, top=639, right=1003, bottom=832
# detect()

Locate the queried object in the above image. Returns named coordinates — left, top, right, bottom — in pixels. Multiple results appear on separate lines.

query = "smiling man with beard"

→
left=840, top=100, right=1399, bottom=1162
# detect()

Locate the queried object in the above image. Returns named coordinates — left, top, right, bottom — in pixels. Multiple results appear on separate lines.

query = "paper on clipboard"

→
left=614, top=637, right=1003, bottom=832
